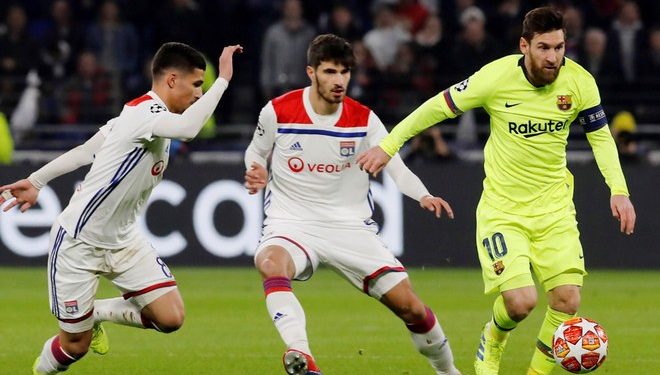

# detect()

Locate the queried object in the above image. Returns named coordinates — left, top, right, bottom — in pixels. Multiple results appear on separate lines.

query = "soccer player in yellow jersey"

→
left=357, top=7, right=636, bottom=375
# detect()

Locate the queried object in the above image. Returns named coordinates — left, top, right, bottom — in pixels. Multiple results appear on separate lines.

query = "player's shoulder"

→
left=335, top=95, right=371, bottom=128
left=270, top=89, right=311, bottom=124
left=123, top=93, right=168, bottom=115
left=562, top=57, right=596, bottom=82
left=479, top=54, right=522, bottom=75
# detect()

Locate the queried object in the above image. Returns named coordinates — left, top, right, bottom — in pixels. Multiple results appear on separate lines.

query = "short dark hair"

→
left=522, top=7, right=565, bottom=41
left=151, top=42, right=206, bottom=79
left=307, top=34, right=355, bottom=69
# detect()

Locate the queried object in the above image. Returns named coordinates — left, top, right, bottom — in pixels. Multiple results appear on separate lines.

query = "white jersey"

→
left=58, top=91, right=171, bottom=248
left=248, top=87, right=389, bottom=226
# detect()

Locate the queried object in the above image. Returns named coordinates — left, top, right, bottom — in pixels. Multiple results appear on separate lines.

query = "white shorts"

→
left=255, top=221, right=408, bottom=299
left=47, top=225, right=177, bottom=333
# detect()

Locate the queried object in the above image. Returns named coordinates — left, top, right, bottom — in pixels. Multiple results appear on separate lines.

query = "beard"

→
left=529, top=60, right=561, bottom=85
left=315, top=76, right=344, bottom=104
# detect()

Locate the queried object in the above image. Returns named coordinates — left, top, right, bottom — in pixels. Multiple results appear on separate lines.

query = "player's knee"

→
left=61, top=336, right=91, bottom=358
left=551, top=291, right=581, bottom=315
left=156, top=310, right=185, bottom=333
left=257, top=257, right=290, bottom=279
left=506, top=297, right=537, bottom=321
left=153, top=304, right=185, bottom=333
left=394, top=300, right=426, bottom=323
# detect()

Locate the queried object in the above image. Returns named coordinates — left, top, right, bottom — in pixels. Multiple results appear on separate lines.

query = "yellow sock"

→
left=489, top=295, right=516, bottom=342
left=529, top=306, right=575, bottom=375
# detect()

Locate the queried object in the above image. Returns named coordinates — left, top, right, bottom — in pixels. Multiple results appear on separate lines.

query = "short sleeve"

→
left=442, top=65, right=496, bottom=116
left=575, top=75, right=607, bottom=133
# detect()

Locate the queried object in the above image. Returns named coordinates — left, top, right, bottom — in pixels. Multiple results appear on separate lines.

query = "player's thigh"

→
left=47, top=225, right=101, bottom=333
left=476, top=201, right=535, bottom=295
left=109, top=236, right=177, bottom=309
left=320, top=226, right=408, bottom=300
left=254, top=224, right=320, bottom=281
left=530, top=208, right=586, bottom=293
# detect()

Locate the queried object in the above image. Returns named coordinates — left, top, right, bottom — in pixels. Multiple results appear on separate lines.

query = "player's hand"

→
left=356, top=146, right=391, bottom=177
left=244, top=162, right=268, bottom=195
left=218, top=45, right=243, bottom=82
left=610, top=195, right=635, bottom=235
left=0, top=179, right=40, bottom=213
left=420, top=195, right=454, bottom=219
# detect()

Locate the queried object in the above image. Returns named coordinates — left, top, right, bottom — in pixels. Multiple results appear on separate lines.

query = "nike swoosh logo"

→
left=523, top=132, right=548, bottom=138
left=505, top=102, right=521, bottom=108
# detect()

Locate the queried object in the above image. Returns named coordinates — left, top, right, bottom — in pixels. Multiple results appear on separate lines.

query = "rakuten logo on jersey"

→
left=287, top=157, right=351, bottom=174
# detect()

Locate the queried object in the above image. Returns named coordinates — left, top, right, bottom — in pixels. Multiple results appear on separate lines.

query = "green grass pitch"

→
left=2, top=267, right=659, bottom=374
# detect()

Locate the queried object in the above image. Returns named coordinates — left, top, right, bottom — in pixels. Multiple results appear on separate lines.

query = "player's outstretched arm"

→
left=419, top=195, right=454, bottom=219
left=610, top=195, right=635, bottom=235
left=357, top=145, right=391, bottom=177
left=152, top=45, right=243, bottom=141
left=0, top=180, right=38, bottom=212
left=244, top=162, right=268, bottom=195
left=382, top=154, right=454, bottom=219
left=1, top=125, right=108, bottom=212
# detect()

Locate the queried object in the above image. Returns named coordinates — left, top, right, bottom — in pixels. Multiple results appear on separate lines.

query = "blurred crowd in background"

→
left=0, top=0, right=659, bottom=164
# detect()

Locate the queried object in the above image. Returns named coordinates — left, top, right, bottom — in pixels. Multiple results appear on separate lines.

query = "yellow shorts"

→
left=476, top=199, right=586, bottom=295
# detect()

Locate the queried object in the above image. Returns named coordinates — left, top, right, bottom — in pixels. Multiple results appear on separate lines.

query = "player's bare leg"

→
left=475, top=285, right=537, bottom=375
left=94, top=289, right=184, bottom=332
left=527, top=284, right=580, bottom=375
left=33, top=329, right=91, bottom=374
left=256, top=245, right=320, bottom=374
left=380, top=279, right=460, bottom=375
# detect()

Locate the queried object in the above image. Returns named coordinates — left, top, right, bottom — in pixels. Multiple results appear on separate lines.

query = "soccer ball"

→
left=552, top=317, right=608, bottom=373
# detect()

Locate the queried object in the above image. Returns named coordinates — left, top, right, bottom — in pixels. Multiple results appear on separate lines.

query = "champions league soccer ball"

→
left=552, top=317, right=608, bottom=373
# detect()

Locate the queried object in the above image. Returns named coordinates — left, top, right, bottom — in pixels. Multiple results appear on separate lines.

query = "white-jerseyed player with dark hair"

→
left=0, top=42, right=242, bottom=374
left=244, top=34, right=462, bottom=375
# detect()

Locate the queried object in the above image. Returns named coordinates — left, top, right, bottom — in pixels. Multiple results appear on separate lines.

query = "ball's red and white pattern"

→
left=553, top=317, right=608, bottom=373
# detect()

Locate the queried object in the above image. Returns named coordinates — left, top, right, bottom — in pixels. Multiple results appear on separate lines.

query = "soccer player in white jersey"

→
left=244, top=34, right=461, bottom=375
left=0, top=42, right=242, bottom=374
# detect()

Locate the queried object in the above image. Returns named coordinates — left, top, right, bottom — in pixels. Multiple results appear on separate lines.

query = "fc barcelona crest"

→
left=556, top=95, right=572, bottom=111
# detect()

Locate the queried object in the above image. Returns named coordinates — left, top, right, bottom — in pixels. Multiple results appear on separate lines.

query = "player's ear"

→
left=167, top=73, right=176, bottom=89
left=306, top=66, right=314, bottom=81
left=519, top=37, right=529, bottom=54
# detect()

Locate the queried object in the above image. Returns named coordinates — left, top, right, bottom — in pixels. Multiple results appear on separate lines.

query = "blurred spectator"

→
left=610, top=110, right=647, bottom=162
left=36, top=0, right=84, bottom=81
left=489, top=0, right=525, bottom=53
left=363, top=4, right=411, bottom=72
left=348, top=39, right=376, bottom=101
left=577, top=27, right=618, bottom=81
left=259, top=0, right=315, bottom=99
left=0, top=111, right=12, bottom=165
left=404, top=126, right=453, bottom=163
left=453, top=6, right=502, bottom=75
left=563, top=6, right=584, bottom=60
left=59, top=51, right=113, bottom=124
left=608, top=0, right=645, bottom=83
left=154, top=0, right=207, bottom=53
left=0, top=4, right=38, bottom=112
left=320, top=3, right=362, bottom=43
left=10, top=71, right=41, bottom=142
left=396, top=0, right=430, bottom=34
left=413, top=15, right=455, bottom=90
left=85, top=0, right=139, bottom=78
left=639, top=26, right=660, bottom=82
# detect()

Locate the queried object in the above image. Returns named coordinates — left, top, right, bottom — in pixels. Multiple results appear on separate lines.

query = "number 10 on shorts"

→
left=482, top=232, right=508, bottom=261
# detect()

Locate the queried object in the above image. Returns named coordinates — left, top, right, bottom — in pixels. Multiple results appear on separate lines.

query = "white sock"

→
left=94, top=297, right=146, bottom=328
left=408, top=309, right=460, bottom=375
left=265, top=290, right=311, bottom=355
left=35, top=336, right=77, bottom=374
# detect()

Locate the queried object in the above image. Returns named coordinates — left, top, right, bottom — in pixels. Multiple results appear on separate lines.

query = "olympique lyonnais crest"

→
left=64, top=300, right=79, bottom=314
left=340, top=141, right=355, bottom=157
left=557, top=95, right=572, bottom=111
